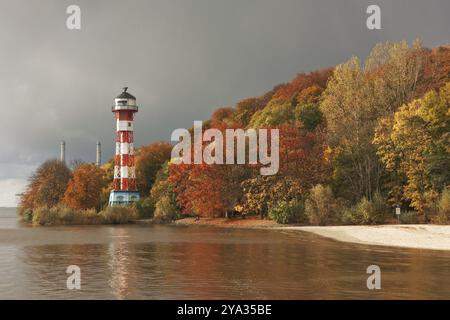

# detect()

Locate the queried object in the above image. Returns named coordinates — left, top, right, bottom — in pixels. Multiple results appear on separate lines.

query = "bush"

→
left=17, top=206, right=33, bottom=223
left=154, top=196, right=179, bottom=222
left=99, top=206, right=138, bottom=224
left=32, top=206, right=59, bottom=225
left=340, top=205, right=360, bottom=225
left=341, top=193, right=388, bottom=225
left=134, top=196, right=155, bottom=219
left=399, top=211, right=419, bottom=224
left=28, top=204, right=137, bottom=226
left=31, top=205, right=100, bottom=225
left=269, top=199, right=304, bottom=224
left=305, top=184, right=337, bottom=225
left=431, top=188, right=450, bottom=224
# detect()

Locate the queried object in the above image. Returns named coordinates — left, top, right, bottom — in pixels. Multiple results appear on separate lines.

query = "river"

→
left=0, top=207, right=450, bottom=299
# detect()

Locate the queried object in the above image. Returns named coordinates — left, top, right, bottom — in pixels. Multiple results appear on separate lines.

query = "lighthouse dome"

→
left=116, top=87, right=136, bottom=100
left=113, top=87, right=138, bottom=111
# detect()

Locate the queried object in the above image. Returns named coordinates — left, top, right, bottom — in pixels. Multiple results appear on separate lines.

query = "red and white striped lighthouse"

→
left=108, top=87, right=140, bottom=206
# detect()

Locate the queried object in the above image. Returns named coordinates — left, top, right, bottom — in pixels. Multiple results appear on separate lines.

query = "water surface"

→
left=1, top=207, right=450, bottom=299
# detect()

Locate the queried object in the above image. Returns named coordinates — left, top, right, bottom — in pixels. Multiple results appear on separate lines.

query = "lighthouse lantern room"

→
left=108, top=87, right=140, bottom=206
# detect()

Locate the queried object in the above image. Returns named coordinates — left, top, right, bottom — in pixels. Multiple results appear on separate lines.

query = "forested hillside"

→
left=19, top=40, right=450, bottom=226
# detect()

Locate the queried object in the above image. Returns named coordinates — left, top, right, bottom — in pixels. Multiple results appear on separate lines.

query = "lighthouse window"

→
left=128, top=122, right=131, bottom=127
left=117, top=100, right=127, bottom=106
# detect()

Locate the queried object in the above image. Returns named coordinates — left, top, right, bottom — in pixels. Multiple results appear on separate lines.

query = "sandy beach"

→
left=283, top=225, right=450, bottom=251
left=175, top=217, right=450, bottom=251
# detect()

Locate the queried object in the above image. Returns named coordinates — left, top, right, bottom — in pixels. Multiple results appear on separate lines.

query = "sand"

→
left=282, top=225, right=450, bottom=251
left=176, top=217, right=450, bottom=251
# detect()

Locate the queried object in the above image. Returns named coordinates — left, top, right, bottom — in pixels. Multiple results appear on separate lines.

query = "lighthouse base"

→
left=108, top=191, right=140, bottom=206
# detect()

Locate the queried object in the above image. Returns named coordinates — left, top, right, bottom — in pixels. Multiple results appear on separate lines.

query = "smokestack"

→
left=96, top=141, right=101, bottom=166
left=60, top=141, right=66, bottom=163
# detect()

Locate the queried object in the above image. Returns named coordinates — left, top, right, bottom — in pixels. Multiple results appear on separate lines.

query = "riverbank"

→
left=11, top=206, right=450, bottom=251
left=173, top=216, right=280, bottom=228
left=174, top=217, right=450, bottom=251
left=284, top=225, right=450, bottom=251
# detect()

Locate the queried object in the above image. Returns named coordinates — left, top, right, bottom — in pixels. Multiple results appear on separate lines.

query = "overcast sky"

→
left=0, top=0, right=449, bottom=206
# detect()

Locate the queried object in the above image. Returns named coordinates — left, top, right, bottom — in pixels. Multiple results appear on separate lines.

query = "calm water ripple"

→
left=1, top=207, right=450, bottom=299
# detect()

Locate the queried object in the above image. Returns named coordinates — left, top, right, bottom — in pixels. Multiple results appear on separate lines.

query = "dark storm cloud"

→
left=0, top=0, right=449, bottom=205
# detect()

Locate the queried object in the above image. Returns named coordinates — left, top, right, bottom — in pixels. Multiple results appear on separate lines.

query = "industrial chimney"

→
left=60, top=141, right=66, bottom=163
left=96, top=141, right=101, bottom=166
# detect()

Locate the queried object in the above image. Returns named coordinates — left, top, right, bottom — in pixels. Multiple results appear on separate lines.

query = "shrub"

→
left=64, top=207, right=101, bottom=225
left=269, top=199, right=304, bottom=224
left=305, top=184, right=337, bottom=225
left=32, top=206, right=58, bottom=225
left=431, top=188, right=450, bottom=224
left=99, top=206, right=137, bottom=224
left=134, top=196, right=155, bottom=219
left=29, top=204, right=136, bottom=226
left=399, top=211, right=419, bottom=224
left=341, top=205, right=361, bottom=225
left=17, top=206, right=33, bottom=223
left=341, top=193, right=388, bottom=225
left=31, top=205, right=100, bottom=225
left=154, top=196, right=179, bottom=222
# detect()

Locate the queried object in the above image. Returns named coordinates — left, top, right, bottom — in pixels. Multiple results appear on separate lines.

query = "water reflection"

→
left=1, top=213, right=450, bottom=299
left=108, top=228, right=134, bottom=299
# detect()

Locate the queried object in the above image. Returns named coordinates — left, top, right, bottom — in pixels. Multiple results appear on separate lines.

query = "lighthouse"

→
left=108, top=87, right=140, bottom=206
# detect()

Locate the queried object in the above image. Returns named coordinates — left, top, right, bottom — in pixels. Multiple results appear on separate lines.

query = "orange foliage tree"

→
left=272, top=68, right=332, bottom=102
left=169, top=162, right=247, bottom=217
left=20, top=159, right=72, bottom=209
left=169, top=121, right=249, bottom=217
left=63, top=164, right=106, bottom=210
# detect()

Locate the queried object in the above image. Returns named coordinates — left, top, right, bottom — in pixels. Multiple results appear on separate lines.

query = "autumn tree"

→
left=98, top=159, right=115, bottom=208
left=149, top=161, right=180, bottom=220
left=20, top=159, right=72, bottom=210
left=418, top=45, right=450, bottom=96
left=233, top=85, right=282, bottom=127
left=320, top=41, right=426, bottom=202
left=135, top=142, right=172, bottom=196
left=271, top=69, right=332, bottom=102
left=169, top=122, right=250, bottom=217
left=364, top=40, right=426, bottom=112
left=374, top=83, right=450, bottom=219
left=239, top=176, right=303, bottom=219
left=170, top=161, right=248, bottom=217
left=294, top=103, right=323, bottom=132
left=237, top=124, right=328, bottom=219
left=234, top=97, right=266, bottom=127
left=210, top=107, right=235, bottom=126
left=63, top=163, right=107, bottom=210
